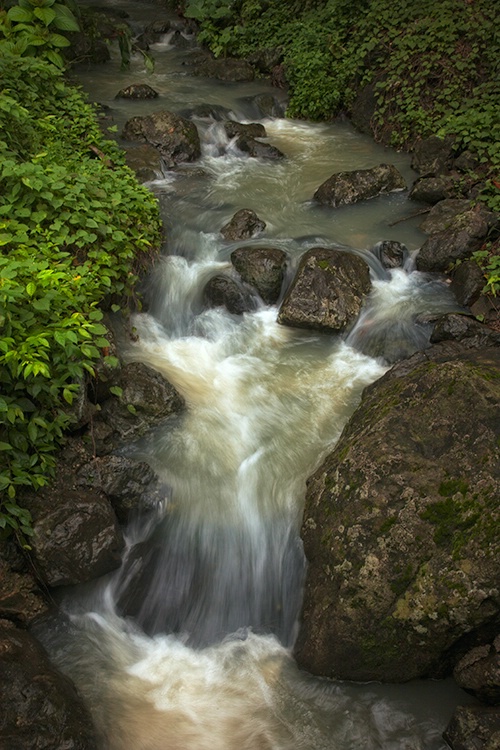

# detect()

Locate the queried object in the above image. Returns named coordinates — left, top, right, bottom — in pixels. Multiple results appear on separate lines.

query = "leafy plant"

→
left=0, top=51, right=161, bottom=542
left=2, top=0, right=80, bottom=68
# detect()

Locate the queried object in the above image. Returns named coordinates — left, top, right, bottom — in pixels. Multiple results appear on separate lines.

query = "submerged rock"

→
left=277, top=247, right=372, bottom=334
left=203, top=274, right=257, bottom=315
left=220, top=209, right=266, bottom=241
left=115, top=83, right=159, bottom=99
left=313, top=164, right=406, bottom=207
left=0, top=623, right=98, bottom=750
left=296, top=345, right=500, bottom=682
left=122, top=110, right=201, bottom=168
left=231, top=245, right=287, bottom=305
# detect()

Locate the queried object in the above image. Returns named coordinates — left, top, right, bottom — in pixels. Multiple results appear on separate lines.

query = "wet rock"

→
left=27, top=487, right=124, bottom=587
left=245, top=47, right=283, bottom=74
left=453, top=637, right=500, bottom=705
left=203, top=274, right=257, bottom=315
left=92, top=361, right=185, bottom=455
left=416, top=204, right=496, bottom=272
left=371, top=240, right=409, bottom=269
left=270, top=63, right=287, bottom=89
left=136, top=19, right=171, bottom=47
left=220, top=209, right=266, bottom=241
left=409, top=175, right=461, bottom=204
left=431, top=313, right=500, bottom=349
left=123, top=144, right=164, bottom=182
left=122, top=110, right=201, bottom=168
left=0, top=553, right=48, bottom=626
left=454, top=150, right=481, bottom=173
left=231, top=246, right=287, bottom=304
left=411, top=135, right=455, bottom=176
left=277, top=247, right=372, bottom=334
left=420, top=199, right=472, bottom=235
left=234, top=135, right=285, bottom=160
left=313, top=164, right=406, bottom=207
left=251, top=93, right=286, bottom=118
left=223, top=121, right=267, bottom=139
left=296, top=345, right=500, bottom=682
left=444, top=706, right=500, bottom=750
left=0, top=623, right=98, bottom=750
left=182, top=103, right=233, bottom=121
left=115, top=83, right=159, bottom=99
left=450, top=259, right=486, bottom=307
left=77, top=455, right=164, bottom=524
left=192, top=57, right=255, bottom=82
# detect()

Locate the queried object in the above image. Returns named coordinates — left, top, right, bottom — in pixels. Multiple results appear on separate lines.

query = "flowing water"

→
left=39, top=2, right=472, bottom=747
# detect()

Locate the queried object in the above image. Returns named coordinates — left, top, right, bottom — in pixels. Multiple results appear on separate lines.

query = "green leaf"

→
left=0, top=442, right=13, bottom=450
left=34, top=6, right=56, bottom=25
left=7, top=6, right=34, bottom=22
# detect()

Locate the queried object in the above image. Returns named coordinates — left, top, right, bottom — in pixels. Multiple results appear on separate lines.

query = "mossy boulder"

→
left=121, top=111, right=201, bottom=169
left=296, top=344, right=500, bottom=682
left=277, top=247, right=372, bottom=334
left=313, top=164, right=406, bottom=207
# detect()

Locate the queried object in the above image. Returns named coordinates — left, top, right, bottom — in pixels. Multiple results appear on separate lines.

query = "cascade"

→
left=38, top=3, right=470, bottom=747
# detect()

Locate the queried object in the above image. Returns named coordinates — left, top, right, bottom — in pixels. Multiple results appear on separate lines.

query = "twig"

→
left=388, top=207, right=430, bottom=227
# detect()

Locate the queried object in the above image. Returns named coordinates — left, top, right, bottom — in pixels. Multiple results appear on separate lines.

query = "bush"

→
left=0, top=51, right=161, bottom=542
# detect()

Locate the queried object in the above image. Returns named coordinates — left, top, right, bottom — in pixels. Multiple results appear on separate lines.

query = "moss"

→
left=317, top=259, right=330, bottom=271
left=379, top=515, right=397, bottom=535
left=390, top=562, right=414, bottom=596
left=420, top=494, right=480, bottom=553
left=438, top=478, right=469, bottom=497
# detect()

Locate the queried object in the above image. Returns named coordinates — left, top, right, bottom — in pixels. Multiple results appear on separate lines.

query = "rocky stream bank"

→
left=1, top=5, right=499, bottom=749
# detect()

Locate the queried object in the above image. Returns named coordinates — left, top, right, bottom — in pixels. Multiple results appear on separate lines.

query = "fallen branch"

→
left=388, top=207, right=430, bottom=226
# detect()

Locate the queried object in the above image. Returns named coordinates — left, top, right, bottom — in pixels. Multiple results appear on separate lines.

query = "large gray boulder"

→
left=122, top=111, right=201, bottom=168
left=0, top=623, right=98, bottom=750
left=296, top=345, right=500, bottom=682
left=277, top=247, right=372, bottom=334
left=453, top=636, right=500, bottom=705
left=444, top=706, right=500, bottom=750
left=314, top=164, right=406, bottom=207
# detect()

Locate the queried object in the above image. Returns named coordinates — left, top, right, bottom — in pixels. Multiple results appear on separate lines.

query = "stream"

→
left=39, top=2, right=472, bottom=748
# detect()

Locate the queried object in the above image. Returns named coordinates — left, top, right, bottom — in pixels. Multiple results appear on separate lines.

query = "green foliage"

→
left=1, top=0, right=80, bottom=68
left=182, top=0, right=498, bottom=173
left=471, top=241, right=500, bottom=298
left=0, top=51, right=161, bottom=542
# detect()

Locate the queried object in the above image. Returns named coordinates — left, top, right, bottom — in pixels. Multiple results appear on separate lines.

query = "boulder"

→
left=77, top=455, right=165, bottom=524
left=122, top=111, right=201, bottom=168
left=296, top=345, right=500, bottom=682
left=251, top=93, right=286, bottom=118
left=314, top=164, right=406, bottom=207
left=234, top=135, right=285, bottom=160
left=444, top=706, right=500, bottom=750
left=416, top=204, right=497, bottom=272
left=0, top=623, right=98, bottom=750
left=192, top=58, right=255, bottom=82
left=453, top=636, right=500, bottom=705
left=231, top=245, right=287, bottom=304
left=371, top=240, right=409, bottom=269
left=115, top=83, right=159, bottom=99
left=220, top=209, right=266, bottom=241
left=90, top=361, right=185, bottom=455
left=450, top=259, right=487, bottom=307
left=203, top=274, right=257, bottom=315
left=431, top=313, right=500, bottom=350
left=411, top=135, right=455, bottom=176
left=277, top=247, right=372, bottom=334
left=409, top=175, right=461, bottom=204
left=224, top=121, right=267, bottom=139
left=0, top=548, right=48, bottom=625
left=28, top=487, right=124, bottom=587
left=136, top=19, right=171, bottom=48
left=420, top=199, right=472, bottom=235
left=245, top=47, right=283, bottom=74
left=123, top=144, right=164, bottom=182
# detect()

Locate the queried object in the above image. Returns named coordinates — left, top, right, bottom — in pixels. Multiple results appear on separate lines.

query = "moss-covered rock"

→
left=296, top=344, right=500, bottom=682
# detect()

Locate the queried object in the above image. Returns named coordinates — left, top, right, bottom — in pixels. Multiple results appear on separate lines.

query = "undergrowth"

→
left=0, top=44, right=161, bottom=542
